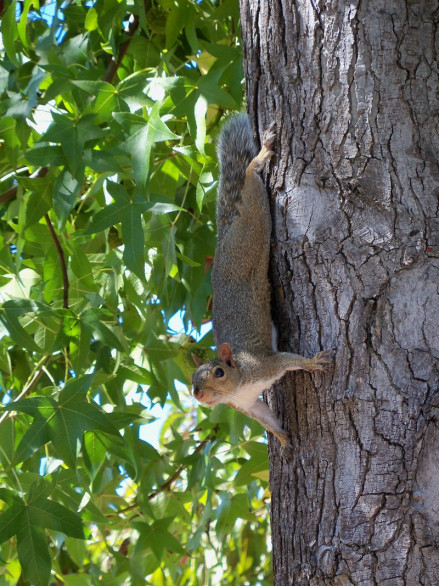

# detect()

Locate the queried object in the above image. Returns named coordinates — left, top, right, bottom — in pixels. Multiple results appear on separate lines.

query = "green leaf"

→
left=196, top=180, right=206, bottom=211
left=43, top=114, right=102, bottom=177
left=58, top=372, right=94, bottom=400
left=68, top=240, right=96, bottom=292
left=30, top=497, right=84, bottom=538
left=25, top=144, right=65, bottom=166
left=108, top=70, right=153, bottom=111
left=0, top=418, right=14, bottom=469
left=136, top=518, right=186, bottom=560
left=234, top=442, right=269, bottom=486
left=17, top=0, right=33, bottom=49
left=176, top=252, right=201, bottom=267
left=165, top=4, right=194, bottom=49
left=24, top=187, right=51, bottom=229
left=120, top=191, right=147, bottom=280
left=92, top=431, right=138, bottom=472
left=116, top=363, right=155, bottom=385
left=82, top=432, right=107, bottom=481
left=194, top=94, right=207, bottom=155
left=4, top=395, right=56, bottom=418
left=71, top=80, right=122, bottom=124
left=113, top=102, right=179, bottom=190
left=53, top=169, right=82, bottom=228
left=2, top=1, right=19, bottom=66
left=84, top=6, right=98, bottom=31
left=0, top=501, right=22, bottom=543
left=43, top=114, right=82, bottom=175
left=146, top=199, right=182, bottom=215
left=215, top=493, right=250, bottom=538
left=9, top=376, right=120, bottom=467
left=85, top=181, right=148, bottom=280
left=84, top=200, right=126, bottom=234
left=197, top=67, right=237, bottom=109
left=0, top=487, right=83, bottom=586
left=0, top=117, right=21, bottom=167
left=13, top=410, right=52, bottom=464
left=81, top=308, right=125, bottom=352
left=0, top=300, right=42, bottom=353
left=17, top=523, right=51, bottom=586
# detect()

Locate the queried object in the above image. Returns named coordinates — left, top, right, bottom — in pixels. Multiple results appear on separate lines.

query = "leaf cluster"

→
left=0, top=1, right=272, bottom=584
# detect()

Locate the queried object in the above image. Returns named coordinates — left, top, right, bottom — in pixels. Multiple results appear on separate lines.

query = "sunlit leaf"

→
left=1, top=1, right=19, bottom=66
left=7, top=375, right=120, bottom=467
left=113, top=102, right=180, bottom=190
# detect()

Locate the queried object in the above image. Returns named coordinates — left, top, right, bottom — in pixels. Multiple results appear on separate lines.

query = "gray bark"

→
left=240, top=0, right=439, bottom=584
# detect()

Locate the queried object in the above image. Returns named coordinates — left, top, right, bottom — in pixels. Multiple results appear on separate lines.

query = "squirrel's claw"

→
left=311, top=349, right=335, bottom=371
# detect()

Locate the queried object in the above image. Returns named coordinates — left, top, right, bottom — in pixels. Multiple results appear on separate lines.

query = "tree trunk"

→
left=240, top=0, right=439, bottom=583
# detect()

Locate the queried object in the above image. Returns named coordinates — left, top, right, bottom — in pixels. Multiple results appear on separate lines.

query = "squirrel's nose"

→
left=193, top=386, right=204, bottom=400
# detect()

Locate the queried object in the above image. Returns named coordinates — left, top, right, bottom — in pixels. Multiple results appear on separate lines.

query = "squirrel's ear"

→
left=191, top=353, right=203, bottom=367
left=218, top=343, right=235, bottom=367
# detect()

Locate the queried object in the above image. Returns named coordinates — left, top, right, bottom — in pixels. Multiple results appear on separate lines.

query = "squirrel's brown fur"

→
left=192, top=114, right=331, bottom=461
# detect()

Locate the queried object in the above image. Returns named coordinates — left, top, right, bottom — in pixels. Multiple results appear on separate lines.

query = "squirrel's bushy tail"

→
left=216, top=114, right=257, bottom=239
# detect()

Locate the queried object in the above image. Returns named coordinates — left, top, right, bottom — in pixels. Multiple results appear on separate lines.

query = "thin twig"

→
left=148, top=432, right=216, bottom=500
left=108, top=432, right=217, bottom=518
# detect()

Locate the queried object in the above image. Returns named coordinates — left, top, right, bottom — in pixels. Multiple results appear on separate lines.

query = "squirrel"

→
left=192, top=113, right=331, bottom=462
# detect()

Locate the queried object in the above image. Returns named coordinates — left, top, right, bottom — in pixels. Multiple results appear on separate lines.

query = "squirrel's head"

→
left=191, top=343, right=241, bottom=405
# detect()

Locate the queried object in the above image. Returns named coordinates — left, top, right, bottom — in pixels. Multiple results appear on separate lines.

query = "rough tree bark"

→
left=240, top=1, right=439, bottom=584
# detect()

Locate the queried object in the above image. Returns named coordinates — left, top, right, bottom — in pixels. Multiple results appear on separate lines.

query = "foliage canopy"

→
left=0, top=1, right=272, bottom=584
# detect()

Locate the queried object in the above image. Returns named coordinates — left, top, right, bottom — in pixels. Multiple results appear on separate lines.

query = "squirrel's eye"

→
left=214, top=367, right=225, bottom=378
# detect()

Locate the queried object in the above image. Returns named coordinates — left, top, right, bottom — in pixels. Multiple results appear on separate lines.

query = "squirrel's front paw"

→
left=310, top=349, right=334, bottom=371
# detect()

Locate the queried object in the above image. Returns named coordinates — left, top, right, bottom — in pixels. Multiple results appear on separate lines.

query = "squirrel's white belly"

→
left=231, top=379, right=274, bottom=410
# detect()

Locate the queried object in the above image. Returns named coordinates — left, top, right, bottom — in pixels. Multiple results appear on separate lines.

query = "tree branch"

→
left=103, top=14, right=140, bottom=84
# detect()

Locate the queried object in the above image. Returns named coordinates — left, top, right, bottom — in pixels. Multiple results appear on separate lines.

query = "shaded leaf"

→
left=16, top=523, right=51, bottom=586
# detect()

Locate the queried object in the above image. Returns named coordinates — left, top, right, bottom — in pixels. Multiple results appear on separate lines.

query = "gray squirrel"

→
left=192, top=114, right=331, bottom=461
